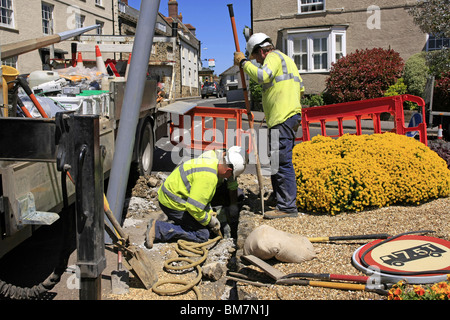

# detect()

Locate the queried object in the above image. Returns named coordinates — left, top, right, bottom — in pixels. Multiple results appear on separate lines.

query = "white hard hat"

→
left=225, top=146, right=246, bottom=179
left=246, top=33, right=272, bottom=58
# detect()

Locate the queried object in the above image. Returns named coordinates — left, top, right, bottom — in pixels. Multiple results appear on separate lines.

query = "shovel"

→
left=103, top=195, right=158, bottom=290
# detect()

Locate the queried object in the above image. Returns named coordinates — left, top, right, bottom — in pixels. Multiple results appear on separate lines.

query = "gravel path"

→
left=110, top=173, right=449, bottom=301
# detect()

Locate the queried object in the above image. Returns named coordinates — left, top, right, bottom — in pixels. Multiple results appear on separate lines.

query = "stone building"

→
left=250, top=0, right=429, bottom=94
left=1, top=0, right=201, bottom=100
left=0, top=0, right=114, bottom=73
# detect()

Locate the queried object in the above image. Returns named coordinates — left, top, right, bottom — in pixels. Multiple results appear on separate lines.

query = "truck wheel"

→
left=137, top=121, right=154, bottom=176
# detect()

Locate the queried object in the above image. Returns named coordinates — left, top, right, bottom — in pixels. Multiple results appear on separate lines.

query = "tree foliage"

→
left=408, top=0, right=450, bottom=38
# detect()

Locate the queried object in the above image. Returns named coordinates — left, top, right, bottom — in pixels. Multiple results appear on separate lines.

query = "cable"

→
left=151, top=236, right=222, bottom=299
left=0, top=167, right=74, bottom=300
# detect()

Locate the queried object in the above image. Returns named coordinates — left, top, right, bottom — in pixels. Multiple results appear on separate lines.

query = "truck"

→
left=0, top=34, right=170, bottom=259
left=424, top=75, right=450, bottom=140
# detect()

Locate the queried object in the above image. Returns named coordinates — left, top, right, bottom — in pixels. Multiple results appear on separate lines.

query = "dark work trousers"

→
left=155, top=203, right=210, bottom=243
left=269, top=113, right=301, bottom=213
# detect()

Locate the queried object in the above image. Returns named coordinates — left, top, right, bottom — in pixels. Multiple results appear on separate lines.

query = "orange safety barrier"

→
left=169, top=106, right=251, bottom=150
left=297, top=94, right=428, bottom=145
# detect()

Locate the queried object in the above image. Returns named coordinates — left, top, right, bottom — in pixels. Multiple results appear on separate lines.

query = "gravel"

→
left=109, top=173, right=449, bottom=301
left=235, top=175, right=450, bottom=300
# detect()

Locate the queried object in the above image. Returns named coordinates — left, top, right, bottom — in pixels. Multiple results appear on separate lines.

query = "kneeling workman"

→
left=145, top=146, right=246, bottom=248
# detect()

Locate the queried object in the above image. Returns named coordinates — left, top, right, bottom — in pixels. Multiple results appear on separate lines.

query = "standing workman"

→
left=145, top=147, right=246, bottom=248
left=234, top=33, right=304, bottom=219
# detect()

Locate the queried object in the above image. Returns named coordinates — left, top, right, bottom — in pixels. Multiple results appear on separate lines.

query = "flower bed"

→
left=293, top=133, right=450, bottom=215
left=388, top=276, right=450, bottom=300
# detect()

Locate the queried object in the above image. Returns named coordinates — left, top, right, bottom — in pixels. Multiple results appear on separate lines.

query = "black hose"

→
left=0, top=168, right=74, bottom=300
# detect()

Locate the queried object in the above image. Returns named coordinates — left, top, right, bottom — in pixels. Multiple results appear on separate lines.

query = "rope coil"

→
left=151, top=236, right=222, bottom=299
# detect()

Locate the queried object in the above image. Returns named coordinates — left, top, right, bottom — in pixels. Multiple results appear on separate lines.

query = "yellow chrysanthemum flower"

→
left=293, top=133, right=450, bottom=215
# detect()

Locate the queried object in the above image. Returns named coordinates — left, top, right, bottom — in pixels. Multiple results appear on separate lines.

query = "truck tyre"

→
left=137, top=120, right=154, bottom=176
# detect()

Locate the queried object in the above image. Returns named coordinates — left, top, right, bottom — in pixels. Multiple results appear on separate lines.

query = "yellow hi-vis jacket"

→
left=158, top=150, right=238, bottom=226
left=243, top=50, right=304, bottom=128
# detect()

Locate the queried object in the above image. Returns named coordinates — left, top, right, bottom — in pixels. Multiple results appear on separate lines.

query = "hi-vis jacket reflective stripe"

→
left=158, top=150, right=219, bottom=226
left=243, top=50, right=304, bottom=128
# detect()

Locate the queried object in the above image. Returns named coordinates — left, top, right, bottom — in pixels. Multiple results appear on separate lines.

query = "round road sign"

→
left=352, top=235, right=450, bottom=284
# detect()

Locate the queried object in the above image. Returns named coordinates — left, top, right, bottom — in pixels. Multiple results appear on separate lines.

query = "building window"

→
left=156, top=22, right=166, bottom=33
left=298, top=0, right=325, bottom=14
left=285, top=27, right=346, bottom=73
left=313, top=37, right=328, bottom=70
left=95, top=20, right=103, bottom=44
left=75, top=14, right=85, bottom=29
left=42, top=3, right=53, bottom=35
left=2, top=56, right=17, bottom=68
left=293, top=38, right=308, bottom=71
left=95, top=0, right=102, bottom=6
left=427, top=34, right=450, bottom=51
left=0, top=0, right=14, bottom=28
left=335, top=34, right=344, bottom=60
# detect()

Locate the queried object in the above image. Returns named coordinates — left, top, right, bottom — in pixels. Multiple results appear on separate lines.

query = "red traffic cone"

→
left=76, top=52, right=84, bottom=67
left=438, top=124, right=443, bottom=140
left=125, top=53, right=132, bottom=80
left=95, top=45, right=108, bottom=75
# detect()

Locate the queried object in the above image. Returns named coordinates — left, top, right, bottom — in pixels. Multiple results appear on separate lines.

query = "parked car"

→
left=201, top=81, right=225, bottom=98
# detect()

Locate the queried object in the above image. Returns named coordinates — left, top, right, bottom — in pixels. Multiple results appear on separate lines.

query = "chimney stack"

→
left=168, top=0, right=178, bottom=19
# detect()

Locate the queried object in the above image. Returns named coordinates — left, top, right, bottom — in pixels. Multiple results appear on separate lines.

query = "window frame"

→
left=75, top=13, right=85, bottom=29
left=42, top=2, right=53, bottom=35
left=426, top=34, right=450, bottom=51
left=0, top=0, right=14, bottom=29
left=284, top=27, right=346, bottom=73
left=297, top=0, right=326, bottom=15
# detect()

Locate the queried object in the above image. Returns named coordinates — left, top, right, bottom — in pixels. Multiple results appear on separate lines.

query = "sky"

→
left=127, top=0, right=251, bottom=75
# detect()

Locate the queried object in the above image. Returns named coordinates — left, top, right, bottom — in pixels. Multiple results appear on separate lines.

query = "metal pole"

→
left=106, top=0, right=161, bottom=226
left=71, top=115, right=105, bottom=300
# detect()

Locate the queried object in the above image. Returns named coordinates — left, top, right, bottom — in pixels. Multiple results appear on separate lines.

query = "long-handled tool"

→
left=103, top=195, right=158, bottom=290
left=275, top=277, right=387, bottom=295
left=308, top=233, right=391, bottom=243
left=227, top=4, right=265, bottom=215
left=240, top=255, right=388, bottom=295
left=279, top=272, right=370, bottom=284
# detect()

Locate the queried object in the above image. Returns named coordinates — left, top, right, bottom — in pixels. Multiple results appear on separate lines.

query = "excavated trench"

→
left=114, top=172, right=268, bottom=300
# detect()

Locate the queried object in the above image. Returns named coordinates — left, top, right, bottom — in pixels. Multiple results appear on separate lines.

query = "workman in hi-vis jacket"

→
left=145, top=147, right=246, bottom=248
left=234, top=33, right=305, bottom=219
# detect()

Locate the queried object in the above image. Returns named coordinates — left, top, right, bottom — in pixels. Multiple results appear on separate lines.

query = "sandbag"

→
left=243, top=225, right=316, bottom=263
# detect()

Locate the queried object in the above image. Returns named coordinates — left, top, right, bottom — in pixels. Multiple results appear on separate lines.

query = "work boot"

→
left=263, top=210, right=298, bottom=219
left=145, top=219, right=156, bottom=249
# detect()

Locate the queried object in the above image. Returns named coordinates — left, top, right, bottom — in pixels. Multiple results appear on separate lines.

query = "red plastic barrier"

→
left=297, top=94, right=427, bottom=145
left=169, top=106, right=251, bottom=150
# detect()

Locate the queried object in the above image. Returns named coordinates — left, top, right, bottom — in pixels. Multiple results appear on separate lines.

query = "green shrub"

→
left=249, top=79, right=263, bottom=111
left=403, top=52, right=429, bottom=97
left=384, top=78, right=418, bottom=110
left=301, top=94, right=324, bottom=107
left=384, top=78, right=408, bottom=96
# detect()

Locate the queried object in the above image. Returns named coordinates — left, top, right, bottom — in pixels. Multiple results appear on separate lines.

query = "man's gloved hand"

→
left=208, top=216, right=221, bottom=234
left=234, top=52, right=247, bottom=67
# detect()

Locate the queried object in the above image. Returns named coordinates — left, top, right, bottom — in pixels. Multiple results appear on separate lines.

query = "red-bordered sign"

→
left=352, top=235, right=450, bottom=284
